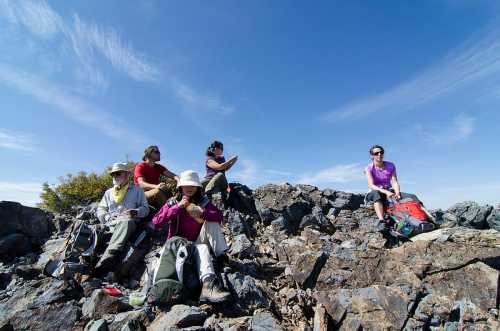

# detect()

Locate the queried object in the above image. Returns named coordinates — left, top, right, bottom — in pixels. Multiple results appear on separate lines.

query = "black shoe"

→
left=376, top=220, right=390, bottom=235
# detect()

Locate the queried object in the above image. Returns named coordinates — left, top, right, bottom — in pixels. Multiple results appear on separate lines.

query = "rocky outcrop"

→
left=1, top=184, right=499, bottom=330
left=0, top=201, right=54, bottom=261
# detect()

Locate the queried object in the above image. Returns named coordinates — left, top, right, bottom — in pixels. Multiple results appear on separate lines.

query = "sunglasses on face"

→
left=111, top=171, right=126, bottom=177
left=372, top=151, right=384, bottom=156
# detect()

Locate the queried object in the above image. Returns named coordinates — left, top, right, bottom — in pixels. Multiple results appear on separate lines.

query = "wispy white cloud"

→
left=0, top=0, right=158, bottom=88
left=0, top=64, right=151, bottom=145
left=0, top=129, right=36, bottom=151
left=0, top=181, right=41, bottom=206
left=0, top=0, right=62, bottom=38
left=323, top=26, right=500, bottom=121
left=70, top=14, right=159, bottom=83
left=265, top=169, right=293, bottom=176
left=296, top=163, right=365, bottom=185
left=173, top=82, right=235, bottom=115
left=416, top=113, right=476, bottom=144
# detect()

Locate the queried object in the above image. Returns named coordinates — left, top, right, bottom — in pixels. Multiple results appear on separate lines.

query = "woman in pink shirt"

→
left=152, top=170, right=230, bottom=303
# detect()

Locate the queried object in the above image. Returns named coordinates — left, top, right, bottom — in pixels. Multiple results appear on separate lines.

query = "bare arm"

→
left=163, top=168, right=179, bottom=181
left=207, top=157, right=237, bottom=171
left=390, top=171, right=401, bottom=198
left=137, top=177, right=158, bottom=191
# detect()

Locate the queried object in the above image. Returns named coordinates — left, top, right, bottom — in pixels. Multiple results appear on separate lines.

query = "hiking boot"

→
left=199, top=275, right=231, bottom=304
left=376, top=220, right=390, bottom=235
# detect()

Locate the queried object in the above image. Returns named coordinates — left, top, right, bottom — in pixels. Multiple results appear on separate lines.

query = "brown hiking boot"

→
left=199, top=275, right=231, bottom=304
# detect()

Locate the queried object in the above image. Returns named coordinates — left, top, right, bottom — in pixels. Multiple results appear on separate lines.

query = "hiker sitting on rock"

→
left=152, top=170, right=230, bottom=303
left=203, top=140, right=237, bottom=196
left=134, top=145, right=179, bottom=209
left=96, top=163, right=149, bottom=272
left=364, top=145, right=434, bottom=234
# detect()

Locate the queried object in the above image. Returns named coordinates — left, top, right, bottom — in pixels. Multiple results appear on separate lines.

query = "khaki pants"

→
left=98, top=218, right=136, bottom=265
left=203, top=173, right=228, bottom=194
left=194, top=221, right=228, bottom=281
left=145, top=179, right=177, bottom=208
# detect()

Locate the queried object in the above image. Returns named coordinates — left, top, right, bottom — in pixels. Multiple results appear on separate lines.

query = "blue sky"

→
left=1, top=0, right=499, bottom=209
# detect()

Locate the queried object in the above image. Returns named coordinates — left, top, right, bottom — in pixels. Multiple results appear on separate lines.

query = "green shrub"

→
left=39, top=161, right=136, bottom=213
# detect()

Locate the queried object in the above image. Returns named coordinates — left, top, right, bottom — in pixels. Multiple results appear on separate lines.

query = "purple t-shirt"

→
left=205, top=155, right=226, bottom=179
left=365, top=161, right=396, bottom=189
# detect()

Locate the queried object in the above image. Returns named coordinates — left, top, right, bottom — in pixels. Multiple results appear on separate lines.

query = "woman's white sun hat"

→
left=177, top=170, right=202, bottom=187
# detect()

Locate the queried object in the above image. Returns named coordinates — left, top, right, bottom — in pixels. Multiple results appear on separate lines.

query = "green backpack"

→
left=147, top=236, right=199, bottom=304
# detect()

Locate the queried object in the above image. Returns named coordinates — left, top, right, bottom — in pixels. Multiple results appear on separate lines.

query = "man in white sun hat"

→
left=96, top=162, right=149, bottom=272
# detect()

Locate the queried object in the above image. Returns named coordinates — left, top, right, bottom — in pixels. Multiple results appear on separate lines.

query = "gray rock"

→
left=148, top=305, right=207, bottom=330
left=229, top=234, right=254, bottom=258
left=108, top=310, right=148, bottom=331
left=250, top=310, right=283, bottom=331
left=254, top=183, right=313, bottom=232
left=0, top=233, right=32, bottom=261
left=82, top=289, right=132, bottom=319
left=290, top=251, right=328, bottom=289
left=0, top=278, right=81, bottom=323
left=227, top=209, right=251, bottom=235
left=0, top=201, right=53, bottom=247
left=299, top=206, right=332, bottom=233
left=8, top=300, right=81, bottom=331
left=227, top=183, right=258, bottom=216
left=447, top=201, right=493, bottom=229
left=35, top=237, right=66, bottom=270
left=85, top=319, right=108, bottom=331
left=486, top=208, right=500, bottom=231
left=226, top=272, right=268, bottom=312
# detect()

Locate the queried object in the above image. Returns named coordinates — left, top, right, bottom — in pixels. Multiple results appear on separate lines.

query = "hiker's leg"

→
left=145, top=188, right=168, bottom=208
left=366, top=190, right=385, bottom=220
left=205, top=173, right=227, bottom=194
left=194, top=243, right=216, bottom=282
left=374, top=201, right=385, bottom=220
left=106, top=219, right=137, bottom=254
left=196, top=221, right=228, bottom=257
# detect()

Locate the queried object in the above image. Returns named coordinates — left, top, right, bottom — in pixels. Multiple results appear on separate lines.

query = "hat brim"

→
left=177, top=180, right=202, bottom=188
left=109, top=169, right=130, bottom=175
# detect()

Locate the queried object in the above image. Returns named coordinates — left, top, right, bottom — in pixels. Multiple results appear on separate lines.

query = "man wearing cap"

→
left=96, top=163, right=149, bottom=272
left=134, top=145, right=179, bottom=209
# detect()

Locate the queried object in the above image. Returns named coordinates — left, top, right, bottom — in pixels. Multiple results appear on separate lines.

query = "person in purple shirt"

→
left=152, top=170, right=230, bottom=303
left=364, top=145, right=433, bottom=233
left=203, top=141, right=238, bottom=196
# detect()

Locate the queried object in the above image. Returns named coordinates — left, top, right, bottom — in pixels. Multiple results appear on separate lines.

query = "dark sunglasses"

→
left=110, top=171, right=127, bottom=177
left=371, top=151, right=384, bottom=156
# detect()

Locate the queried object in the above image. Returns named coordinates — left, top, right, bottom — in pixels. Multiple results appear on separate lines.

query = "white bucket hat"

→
left=108, top=162, right=130, bottom=175
left=177, top=170, right=202, bottom=187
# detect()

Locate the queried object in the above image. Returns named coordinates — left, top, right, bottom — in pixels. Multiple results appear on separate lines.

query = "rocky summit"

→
left=1, top=183, right=500, bottom=330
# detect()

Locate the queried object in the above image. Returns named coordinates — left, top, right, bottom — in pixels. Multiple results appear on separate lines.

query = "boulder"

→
left=0, top=201, right=53, bottom=247
left=108, top=310, right=148, bottom=331
left=228, top=234, right=254, bottom=258
left=447, top=201, right=493, bottom=229
left=0, top=233, right=32, bottom=261
left=148, top=305, right=206, bottom=330
left=35, top=237, right=67, bottom=270
left=227, top=183, right=258, bottom=216
left=249, top=310, right=283, bottom=331
left=225, top=272, right=268, bottom=312
left=290, top=251, right=328, bottom=289
left=316, top=285, right=414, bottom=330
left=7, top=301, right=81, bottom=331
left=82, top=289, right=132, bottom=319
left=486, top=208, right=500, bottom=231
left=254, top=183, right=313, bottom=232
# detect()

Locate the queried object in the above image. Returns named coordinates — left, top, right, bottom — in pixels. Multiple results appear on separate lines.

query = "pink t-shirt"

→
left=365, top=161, right=396, bottom=189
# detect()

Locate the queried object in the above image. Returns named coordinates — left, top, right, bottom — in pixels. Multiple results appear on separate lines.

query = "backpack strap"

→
left=199, top=196, right=210, bottom=209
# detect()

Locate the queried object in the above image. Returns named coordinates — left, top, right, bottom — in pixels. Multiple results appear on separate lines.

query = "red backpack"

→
left=385, top=198, right=434, bottom=237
